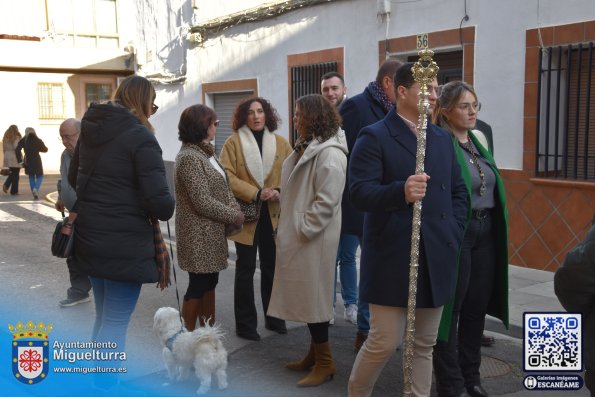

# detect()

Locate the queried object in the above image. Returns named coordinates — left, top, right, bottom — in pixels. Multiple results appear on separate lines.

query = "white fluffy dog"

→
left=153, top=307, right=228, bottom=394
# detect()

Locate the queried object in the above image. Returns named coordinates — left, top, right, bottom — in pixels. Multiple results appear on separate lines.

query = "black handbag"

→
left=237, top=197, right=261, bottom=223
left=50, top=140, right=106, bottom=258
left=51, top=212, right=75, bottom=258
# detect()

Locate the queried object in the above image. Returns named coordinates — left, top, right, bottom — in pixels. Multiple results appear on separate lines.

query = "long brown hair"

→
left=113, top=75, right=156, bottom=131
left=2, top=125, right=21, bottom=144
left=295, top=94, right=342, bottom=143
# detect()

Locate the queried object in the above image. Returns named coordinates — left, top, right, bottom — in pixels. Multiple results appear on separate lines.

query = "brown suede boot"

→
left=201, top=290, right=216, bottom=326
left=181, top=298, right=202, bottom=331
left=286, top=343, right=315, bottom=371
left=297, top=341, right=336, bottom=387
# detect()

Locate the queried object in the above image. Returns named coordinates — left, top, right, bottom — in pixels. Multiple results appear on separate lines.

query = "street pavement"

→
left=0, top=174, right=589, bottom=396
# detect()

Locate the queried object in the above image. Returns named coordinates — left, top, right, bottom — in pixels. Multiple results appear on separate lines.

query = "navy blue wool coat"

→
left=349, top=108, right=468, bottom=308
left=339, top=86, right=388, bottom=236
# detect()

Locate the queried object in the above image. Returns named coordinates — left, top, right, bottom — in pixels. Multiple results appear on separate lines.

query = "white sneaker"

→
left=344, top=304, right=358, bottom=325
left=329, top=306, right=335, bottom=325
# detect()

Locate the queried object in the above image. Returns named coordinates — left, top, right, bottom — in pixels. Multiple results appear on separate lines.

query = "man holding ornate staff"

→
left=347, top=60, right=468, bottom=397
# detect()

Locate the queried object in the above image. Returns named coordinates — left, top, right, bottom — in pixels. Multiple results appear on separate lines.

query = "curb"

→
left=485, top=316, right=523, bottom=340
left=46, top=191, right=58, bottom=204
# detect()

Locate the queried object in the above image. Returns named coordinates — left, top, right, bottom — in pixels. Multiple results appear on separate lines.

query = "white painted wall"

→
left=148, top=0, right=595, bottom=171
left=0, top=72, right=77, bottom=173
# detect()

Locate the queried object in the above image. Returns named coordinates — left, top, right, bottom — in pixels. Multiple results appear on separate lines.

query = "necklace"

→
left=461, top=139, right=486, bottom=196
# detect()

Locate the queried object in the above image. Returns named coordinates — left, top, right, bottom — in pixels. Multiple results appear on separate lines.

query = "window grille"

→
left=536, top=42, right=595, bottom=180
left=37, top=83, right=65, bottom=119
left=290, top=62, right=338, bottom=142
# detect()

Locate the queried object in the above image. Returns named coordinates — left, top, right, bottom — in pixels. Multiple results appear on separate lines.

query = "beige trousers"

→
left=348, top=304, right=443, bottom=397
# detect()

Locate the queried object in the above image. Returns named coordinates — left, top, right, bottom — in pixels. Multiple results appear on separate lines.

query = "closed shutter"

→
left=213, top=91, right=253, bottom=155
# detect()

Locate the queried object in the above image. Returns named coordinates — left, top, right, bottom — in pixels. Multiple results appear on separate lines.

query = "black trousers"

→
left=185, top=272, right=219, bottom=300
left=433, top=213, right=496, bottom=396
left=66, top=256, right=92, bottom=299
left=586, top=368, right=594, bottom=396
left=3, top=167, right=20, bottom=194
left=234, top=204, right=283, bottom=333
left=307, top=322, right=330, bottom=344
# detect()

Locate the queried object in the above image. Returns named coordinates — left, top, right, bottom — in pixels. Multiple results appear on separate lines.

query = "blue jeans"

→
left=90, top=277, right=141, bottom=389
left=334, top=234, right=359, bottom=306
left=28, top=174, right=43, bottom=191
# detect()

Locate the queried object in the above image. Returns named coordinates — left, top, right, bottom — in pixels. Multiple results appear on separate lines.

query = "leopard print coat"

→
left=175, top=143, right=238, bottom=274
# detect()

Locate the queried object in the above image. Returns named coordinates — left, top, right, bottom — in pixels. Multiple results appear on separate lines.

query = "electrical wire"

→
left=459, top=0, right=469, bottom=49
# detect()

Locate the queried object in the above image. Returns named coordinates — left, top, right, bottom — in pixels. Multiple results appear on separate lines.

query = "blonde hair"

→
left=113, top=75, right=155, bottom=131
left=2, top=125, right=21, bottom=144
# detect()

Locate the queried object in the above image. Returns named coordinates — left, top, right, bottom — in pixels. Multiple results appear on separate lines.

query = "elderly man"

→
left=55, top=118, right=91, bottom=307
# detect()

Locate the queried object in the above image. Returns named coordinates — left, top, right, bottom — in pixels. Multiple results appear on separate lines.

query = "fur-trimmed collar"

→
left=237, top=125, right=276, bottom=188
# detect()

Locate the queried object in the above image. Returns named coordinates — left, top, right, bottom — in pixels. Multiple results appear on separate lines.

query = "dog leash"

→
left=166, top=220, right=184, bottom=330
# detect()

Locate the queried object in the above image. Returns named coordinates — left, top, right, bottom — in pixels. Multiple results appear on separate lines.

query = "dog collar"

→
left=165, top=329, right=184, bottom=351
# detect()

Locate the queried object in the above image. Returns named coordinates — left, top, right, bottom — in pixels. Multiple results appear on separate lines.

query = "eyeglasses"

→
left=151, top=104, right=159, bottom=115
left=455, top=102, right=481, bottom=113
left=214, top=120, right=220, bottom=127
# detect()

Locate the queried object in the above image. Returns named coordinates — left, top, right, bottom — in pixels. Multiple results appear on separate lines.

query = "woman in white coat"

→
left=268, top=94, right=347, bottom=387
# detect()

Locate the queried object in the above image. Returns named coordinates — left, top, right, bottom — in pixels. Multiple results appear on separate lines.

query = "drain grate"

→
left=480, top=355, right=512, bottom=378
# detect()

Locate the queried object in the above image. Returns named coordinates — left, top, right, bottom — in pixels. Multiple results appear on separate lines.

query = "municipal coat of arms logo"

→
left=9, top=321, right=53, bottom=385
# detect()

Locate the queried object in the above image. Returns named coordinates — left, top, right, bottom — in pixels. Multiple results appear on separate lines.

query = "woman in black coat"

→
left=69, top=75, right=174, bottom=392
left=555, top=219, right=595, bottom=395
left=15, top=127, right=47, bottom=199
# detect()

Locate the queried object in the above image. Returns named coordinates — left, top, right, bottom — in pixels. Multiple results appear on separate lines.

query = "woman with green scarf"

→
left=432, top=81, right=509, bottom=397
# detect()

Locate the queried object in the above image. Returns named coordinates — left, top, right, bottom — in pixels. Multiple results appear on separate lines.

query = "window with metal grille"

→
left=290, top=62, right=338, bottom=142
left=37, top=83, right=65, bottom=119
left=536, top=42, right=595, bottom=180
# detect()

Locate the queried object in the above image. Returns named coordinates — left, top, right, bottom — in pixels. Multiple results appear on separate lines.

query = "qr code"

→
left=523, top=313, right=582, bottom=371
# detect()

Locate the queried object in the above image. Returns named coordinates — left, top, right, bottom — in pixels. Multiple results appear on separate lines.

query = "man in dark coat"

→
left=555, top=219, right=595, bottom=395
left=474, top=119, right=494, bottom=155
left=339, top=58, right=402, bottom=350
left=348, top=63, right=468, bottom=396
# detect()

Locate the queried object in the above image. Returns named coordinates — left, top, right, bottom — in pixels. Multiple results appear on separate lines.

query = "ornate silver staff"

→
left=403, top=48, right=439, bottom=396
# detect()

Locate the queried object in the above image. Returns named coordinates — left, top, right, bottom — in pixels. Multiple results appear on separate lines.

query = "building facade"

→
left=2, top=0, right=594, bottom=271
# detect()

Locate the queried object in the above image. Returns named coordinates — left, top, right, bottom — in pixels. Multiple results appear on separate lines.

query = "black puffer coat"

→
left=70, top=102, right=175, bottom=284
left=555, top=223, right=595, bottom=373
left=16, top=134, right=48, bottom=176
